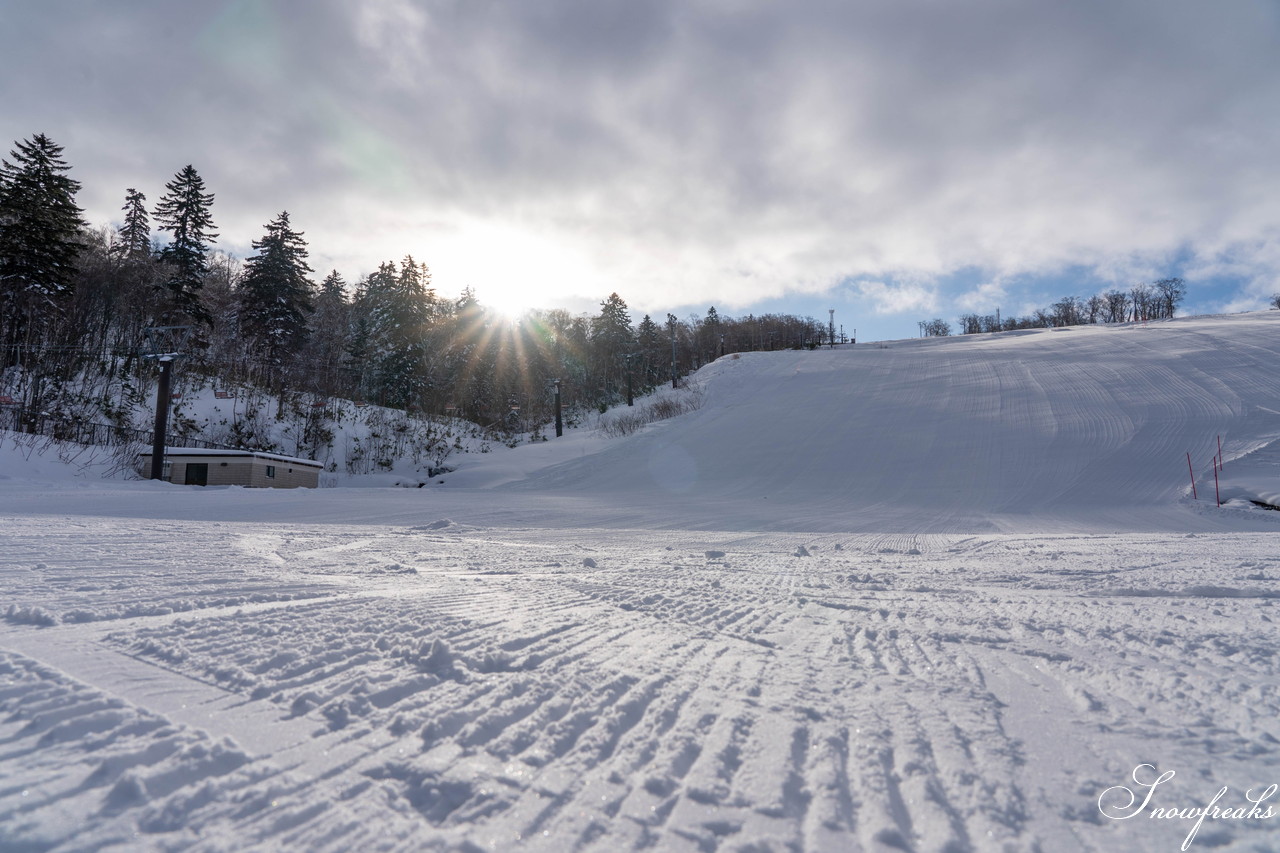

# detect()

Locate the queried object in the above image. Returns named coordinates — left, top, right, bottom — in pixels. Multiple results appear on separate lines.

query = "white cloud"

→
left=955, top=280, right=1009, bottom=313
left=853, top=280, right=938, bottom=316
left=2, top=0, right=1278, bottom=327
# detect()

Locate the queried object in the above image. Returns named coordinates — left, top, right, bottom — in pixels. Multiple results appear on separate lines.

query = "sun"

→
left=480, top=287, right=539, bottom=322
left=431, top=218, right=597, bottom=321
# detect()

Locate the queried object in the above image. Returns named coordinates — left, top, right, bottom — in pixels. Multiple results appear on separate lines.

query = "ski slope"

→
left=512, top=311, right=1280, bottom=532
left=2, top=312, right=1279, bottom=852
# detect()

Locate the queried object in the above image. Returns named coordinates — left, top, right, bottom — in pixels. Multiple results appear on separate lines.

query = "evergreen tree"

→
left=395, top=255, right=436, bottom=331
left=0, top=133, right=87, bottom=361
left=445, top=289, right=498, bottom=419
left=153, top=165, right=217, bottom=324
left=305, top=270, right=351, bottom=395
left=238, top=211, right=314, bottom=364
left=636, top=313, right=662, bottom=386
left=594, top=292, right=632, bottom=338
left=702, top=305, right=722, bottom=361
left=591, top=292, right=634, bottom=397
left=114, top=188, right=150, bottom=259
left=351, top=258, right=437, bottom=407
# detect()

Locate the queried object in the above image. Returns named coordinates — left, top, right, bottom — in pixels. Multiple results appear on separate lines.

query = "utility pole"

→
left=667, top=313, right=678, bottom=389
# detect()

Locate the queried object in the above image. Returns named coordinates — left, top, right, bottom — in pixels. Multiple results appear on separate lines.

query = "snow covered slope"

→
left=3, top=313, right=1280, bottom=853
left=4, top=311, right=1278, bottom=534
left=513, top=311, right=1280, bottom=532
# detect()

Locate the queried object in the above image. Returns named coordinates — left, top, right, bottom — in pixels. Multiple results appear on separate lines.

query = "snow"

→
left=141, top=449, right=326, bottom=467
left=3, top=312, right=1280, bottom=851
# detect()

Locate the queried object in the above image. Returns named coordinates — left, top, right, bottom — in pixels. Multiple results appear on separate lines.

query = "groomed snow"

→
left=2, top=312, right=1279, bottom=851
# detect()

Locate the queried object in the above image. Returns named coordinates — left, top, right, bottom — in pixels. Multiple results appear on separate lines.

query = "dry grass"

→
left=598, top=384, right=705, bottom=438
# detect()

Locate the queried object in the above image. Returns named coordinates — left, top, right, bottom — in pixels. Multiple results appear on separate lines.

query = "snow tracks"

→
left=3, top=519, right=1280, bottom=850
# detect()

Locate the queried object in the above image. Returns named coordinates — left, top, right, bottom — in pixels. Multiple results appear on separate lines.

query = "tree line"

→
left=919, top=279, right=1187, bottom=337
left=0, top=133, right=831, bottom=441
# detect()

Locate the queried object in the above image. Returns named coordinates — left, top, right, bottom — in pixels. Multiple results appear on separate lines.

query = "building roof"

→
left=136, top=448, right=325, bottom=468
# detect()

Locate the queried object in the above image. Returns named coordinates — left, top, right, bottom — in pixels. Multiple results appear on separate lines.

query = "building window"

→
left=266, top=465, right=276, bottom=479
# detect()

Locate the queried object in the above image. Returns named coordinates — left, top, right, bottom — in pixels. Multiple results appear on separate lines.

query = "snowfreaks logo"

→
left=1098, top=764, right=1277, bottom=850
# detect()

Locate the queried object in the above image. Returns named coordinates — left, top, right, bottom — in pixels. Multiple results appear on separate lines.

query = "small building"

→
left=136, top=448, right=324, bottom=489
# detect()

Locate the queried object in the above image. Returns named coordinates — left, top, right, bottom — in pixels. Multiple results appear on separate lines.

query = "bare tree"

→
left=1153, top=277, right=1186, bottom=319
left=1105, top=290, right=1129, bottom=323
left=1085, top=294, right=1105, bottom=324
left=1051, top=296, right=1083, bottom=327
left=1129, top=283, right=1153, bottom=322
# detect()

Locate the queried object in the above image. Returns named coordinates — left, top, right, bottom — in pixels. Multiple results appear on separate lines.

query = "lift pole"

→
left=142, top=326, right=190, bottom=480
left=668, top=314, right=678, bottom=389
left=149, top=357, right=174, bottom=479
left=554, top=379, right=563, bottom=437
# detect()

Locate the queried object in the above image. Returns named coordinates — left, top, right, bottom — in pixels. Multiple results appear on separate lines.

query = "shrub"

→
left=598, top=384, right=704, bottom=438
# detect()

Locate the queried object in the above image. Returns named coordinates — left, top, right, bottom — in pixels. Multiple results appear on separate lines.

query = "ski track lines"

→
left=3, top=519, right=1276, bottom=850
left=515, top=316, right=1280, bottom=533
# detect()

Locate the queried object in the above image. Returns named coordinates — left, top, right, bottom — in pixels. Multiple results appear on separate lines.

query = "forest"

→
left=918, top=279, right=1187, bottom=337
left=0, top=134, right=830, bottom=454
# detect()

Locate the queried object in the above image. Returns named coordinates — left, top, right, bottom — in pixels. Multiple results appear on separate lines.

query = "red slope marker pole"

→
left=1214, top=458, right=1221, bottom=507
left=1187, top=452, right=1197, bottom=500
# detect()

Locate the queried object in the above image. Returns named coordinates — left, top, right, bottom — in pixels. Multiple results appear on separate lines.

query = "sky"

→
left=2, top=0, right=1279, bottom=341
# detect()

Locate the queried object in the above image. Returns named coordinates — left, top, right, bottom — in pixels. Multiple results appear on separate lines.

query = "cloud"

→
left=955, top=280, right=1009, bottom=314
left=852, top=280, right=938, bottom=316
left=2, top=0, right=1278, bottom=320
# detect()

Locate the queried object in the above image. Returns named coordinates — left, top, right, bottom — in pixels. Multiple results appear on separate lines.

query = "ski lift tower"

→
left=141, top=326, right=191, bottom=480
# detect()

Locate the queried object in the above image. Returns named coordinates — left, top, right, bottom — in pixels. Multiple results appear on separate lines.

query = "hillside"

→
left=514, top=311, right=1280, bottom=533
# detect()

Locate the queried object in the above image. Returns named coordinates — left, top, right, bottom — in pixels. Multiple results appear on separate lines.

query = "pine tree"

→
left=238, top=211, right=314, bottom=364
left=636, top=313, right=662, bottom=385
left=591, top=292, right=634, bottom=391
left=592, top=293, right=633, bottom=348
left=305, top=270, right=351, bottom=394
left=114, top=188, right=150, bottom=260
left=0, top=133, right=87, bottom=360
left=394, top=255, right=436, bottom=333
left=153, top=165, right=217, bottom=324
left=444, top=287, right=499, bottom=419
left=702, top=305, right=722, bottom=361
left=350, top=259, right=437, bottom=407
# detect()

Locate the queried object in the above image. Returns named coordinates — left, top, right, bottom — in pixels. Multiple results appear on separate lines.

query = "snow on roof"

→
left=135, top=448, right=325, bottom=467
